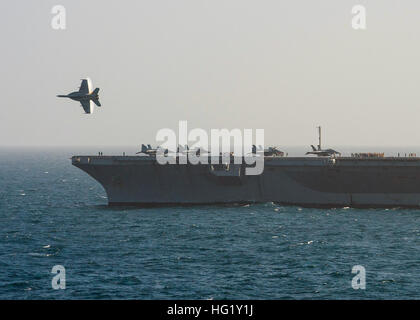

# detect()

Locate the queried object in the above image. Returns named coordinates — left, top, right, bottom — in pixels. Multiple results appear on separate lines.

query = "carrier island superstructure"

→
left=72, top=132, right=420, bottom=208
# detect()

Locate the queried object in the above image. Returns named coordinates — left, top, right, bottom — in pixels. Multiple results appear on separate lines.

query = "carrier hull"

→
left=71, top=156, right=420, bottom=208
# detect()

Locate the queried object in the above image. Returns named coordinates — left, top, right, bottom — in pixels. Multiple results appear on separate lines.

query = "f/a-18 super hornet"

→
left=177, top=145, right=208, bottom=156
left=137, top=144, right=209, bottom=157
left=306, top=126, right=340, bottom=157
left=136, top=144, right=170, bottom=156
left=57, top=78, right=101, bottom=114
left=252, top=145, right=284, bottom=157
left=136, top=144, right=158, bottom=156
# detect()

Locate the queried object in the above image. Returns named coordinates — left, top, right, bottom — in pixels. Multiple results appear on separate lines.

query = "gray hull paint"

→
left=71, top=156, right=420, bottom=208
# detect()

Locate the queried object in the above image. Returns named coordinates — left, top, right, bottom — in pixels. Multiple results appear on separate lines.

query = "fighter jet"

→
left=57, top=78, right=101, bottom=114
left=136, top=144, right=169, bottom=156
left=136, top=144, right=157, bottom=155
left=264, top=146, right=284, bottom=157
left=306, top=145, right=340, bottom=157
left=306, top=126, right=340, bottom=157
left=177, top=145, right=208, bottom=156
left=251, top=145, right=284, bottom=157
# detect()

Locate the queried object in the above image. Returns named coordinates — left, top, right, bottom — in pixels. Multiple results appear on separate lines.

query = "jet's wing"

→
left=80, top=100, right=94, bottom=114
left=79, top=78, right=92, bottom=94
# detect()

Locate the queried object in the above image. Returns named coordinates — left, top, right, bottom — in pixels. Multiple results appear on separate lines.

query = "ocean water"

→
left=0, top=148, right=419, bottom=299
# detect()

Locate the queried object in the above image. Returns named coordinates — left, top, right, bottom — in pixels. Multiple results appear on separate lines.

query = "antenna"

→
left=317, top=126, right=321, bottom=150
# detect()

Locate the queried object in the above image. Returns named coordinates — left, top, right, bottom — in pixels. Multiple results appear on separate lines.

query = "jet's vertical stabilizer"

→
left=92, top=88, right=101, bottom=106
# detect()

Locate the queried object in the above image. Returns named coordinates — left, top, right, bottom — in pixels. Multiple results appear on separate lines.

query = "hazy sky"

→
left=1, top=1, right=420, bottom=147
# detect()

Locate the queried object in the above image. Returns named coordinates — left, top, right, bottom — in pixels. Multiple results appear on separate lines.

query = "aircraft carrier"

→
left=71, top=152, right=420, bottom=208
